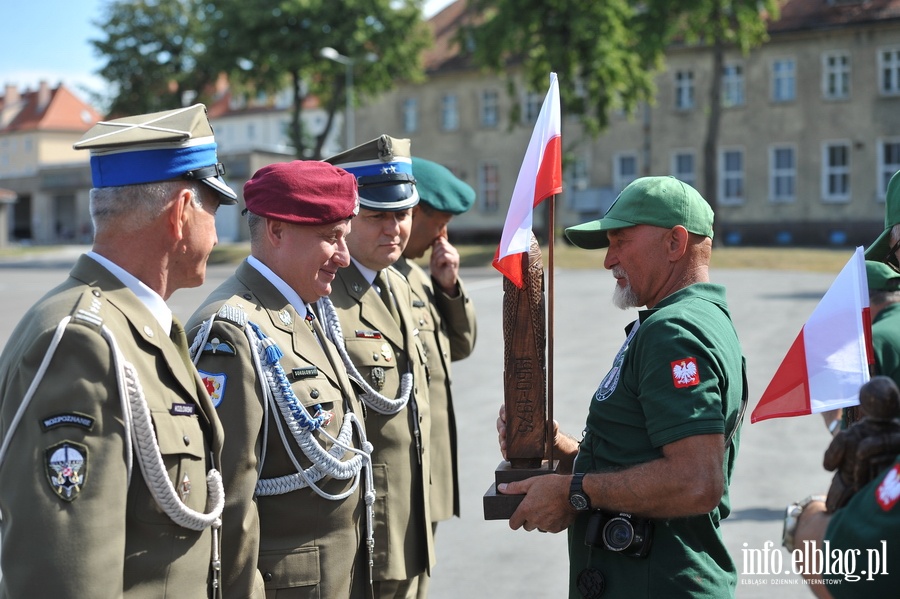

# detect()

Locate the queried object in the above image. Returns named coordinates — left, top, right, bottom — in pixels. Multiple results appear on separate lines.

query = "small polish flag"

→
left=751, top=247, right=872, bottom=423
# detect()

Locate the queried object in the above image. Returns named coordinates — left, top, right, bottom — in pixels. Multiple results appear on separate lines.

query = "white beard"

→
left=611, top=268, right=640, bottom=309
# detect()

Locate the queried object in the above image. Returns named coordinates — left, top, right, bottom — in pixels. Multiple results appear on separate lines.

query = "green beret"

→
left=411, top=157, right=475, bottom=215
left=866, top=260, right=900, bottom=292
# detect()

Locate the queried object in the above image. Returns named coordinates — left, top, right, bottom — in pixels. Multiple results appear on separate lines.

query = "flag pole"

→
left=547, top=195, right=555, bottom=470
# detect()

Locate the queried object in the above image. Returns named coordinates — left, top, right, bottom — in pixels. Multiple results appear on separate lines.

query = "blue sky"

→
left=0, top=0, right=454, bottom=105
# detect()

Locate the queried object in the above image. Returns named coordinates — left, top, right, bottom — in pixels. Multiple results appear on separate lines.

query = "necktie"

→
left=170, top=317, right=195, bottom=370
left=374, top=271, right=402, bottom=326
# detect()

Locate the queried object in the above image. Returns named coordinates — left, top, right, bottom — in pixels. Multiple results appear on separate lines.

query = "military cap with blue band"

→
left=73, top=104, right=238, bottom=204
left=324, top=134, right=418, bottom=212
left=411, top=157, right=475, bottom=215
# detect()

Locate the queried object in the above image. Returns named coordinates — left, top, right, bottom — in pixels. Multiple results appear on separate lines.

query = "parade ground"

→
left=0, top=247, right=849, bottom=598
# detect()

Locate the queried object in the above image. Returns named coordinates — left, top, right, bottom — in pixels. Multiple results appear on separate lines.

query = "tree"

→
left=90, top=0, right=221, bottom=116
left=207, top=0, right=431, bottom=158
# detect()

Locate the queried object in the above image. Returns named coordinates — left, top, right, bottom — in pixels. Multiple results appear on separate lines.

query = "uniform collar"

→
left=86, top=250, right=172, bottom=332
left=247, top=255, right=313, bottom=320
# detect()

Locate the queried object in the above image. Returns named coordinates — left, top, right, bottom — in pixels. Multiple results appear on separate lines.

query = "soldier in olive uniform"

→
left=0, top=105, right=235, bottom=598
left=186, top=161, right=373, bottom=598
left=321, top=136, right=434, bottom=599
left=394, top=157, right=477, bottom=598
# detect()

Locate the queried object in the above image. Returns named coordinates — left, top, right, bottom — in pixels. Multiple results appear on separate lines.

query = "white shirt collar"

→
left=86, top=251, right=172, bottom=332
left=351, top=257, right=379, bottom=286
left=247, top=255, right=312, bottom=319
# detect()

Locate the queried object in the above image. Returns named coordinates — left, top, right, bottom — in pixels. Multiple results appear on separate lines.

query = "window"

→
left=880, top=48, right=900, bottom=95
left=719, top=149, right=744, bottom=204
left=524, top=91, right=542, bottom=123
left=481, top=90, right=499, bottom=127
left=671, top=151, right=696, bottom=188
left=441, top=94, right=459, bottom=131
left=770, top=146, right=796, bottom=202
left=822, top=142, right=851, bottom=202
left=722, top=64, right=745, bottom=107
left=571, top=157, right=589, bottom=190
left=878, top=139, right=900, bottom=198
left=613, top=153, right=638, bottom=193
left=402, top=98, right=418, bottom=133
left=823, top=52, right=850, bottom=100
left=772, top=59, right=796, bottom=102
left=479, top=162, right=499, bottom=212
left=675, top=70, right=694, bottom=110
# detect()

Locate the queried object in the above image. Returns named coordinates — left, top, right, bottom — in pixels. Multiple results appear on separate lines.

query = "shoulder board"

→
left=69, top=288, right=104, bottom=331
left=216, top=304, right=248, bottom=328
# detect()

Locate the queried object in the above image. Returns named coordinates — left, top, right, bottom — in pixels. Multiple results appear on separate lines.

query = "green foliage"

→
left=90, top=0, right=221, bottom=115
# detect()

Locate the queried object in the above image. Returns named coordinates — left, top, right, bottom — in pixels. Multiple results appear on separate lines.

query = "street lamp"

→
left=320, top=47, right=377, bottom=149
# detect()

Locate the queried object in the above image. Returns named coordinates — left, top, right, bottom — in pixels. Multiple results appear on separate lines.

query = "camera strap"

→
left=725, top=356, right=748, bottom=450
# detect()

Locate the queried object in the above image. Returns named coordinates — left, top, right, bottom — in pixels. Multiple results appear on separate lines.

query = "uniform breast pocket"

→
left=130, top=409, right=208, bottom=524
left=258, top=547, right=320, bottom=598
left=343, top=337, right=399, bottom=393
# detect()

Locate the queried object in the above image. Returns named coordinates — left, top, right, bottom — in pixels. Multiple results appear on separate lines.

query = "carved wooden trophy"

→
left=484, top=233, right=558, bottom=519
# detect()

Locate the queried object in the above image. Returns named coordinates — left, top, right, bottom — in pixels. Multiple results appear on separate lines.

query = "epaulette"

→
left=69, top=287, right=105, bottom=331
left=216, top=304, right=248, bottom=328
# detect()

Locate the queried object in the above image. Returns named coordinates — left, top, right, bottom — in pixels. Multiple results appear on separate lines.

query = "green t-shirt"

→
left=824, top=454, right=900, bottom=597
left=569, top=283, right=745, bottom=599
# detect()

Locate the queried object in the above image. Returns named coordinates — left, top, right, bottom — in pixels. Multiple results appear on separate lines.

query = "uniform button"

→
left=183, top=435, right=191, bottom=446
left=92, top=290, right=101, bottom=297
left=372, top=354, right=379, bottom=361
left=263, top=572, right=273, bottom=582
left=310, top=389, right=320, bottom=399
left=243, top=293, right=252, bottom=300
left=419, top=318, right=425, bottom=326
left=144, top=325, right=154, bottom=337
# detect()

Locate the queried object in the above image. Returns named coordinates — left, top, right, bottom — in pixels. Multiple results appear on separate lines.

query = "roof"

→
left=0, top=82, right=101, bottom=134
left=423, top=0, right=478, bottom=73
left=771, top=0, right=900, bottom=34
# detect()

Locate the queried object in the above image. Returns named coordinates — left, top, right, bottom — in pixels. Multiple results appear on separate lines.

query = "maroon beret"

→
left=243, top=160, right=359, bottom=225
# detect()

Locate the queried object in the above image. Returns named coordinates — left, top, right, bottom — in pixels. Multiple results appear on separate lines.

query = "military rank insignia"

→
left=201, top=337, right=236, bottom=356
left=46, top=441, right=87, bottom=502
left=199, top=370, right=227, bottom=407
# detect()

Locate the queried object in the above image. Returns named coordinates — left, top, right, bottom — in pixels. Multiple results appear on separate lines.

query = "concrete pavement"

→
left=0, top=249, right=846, bottom=598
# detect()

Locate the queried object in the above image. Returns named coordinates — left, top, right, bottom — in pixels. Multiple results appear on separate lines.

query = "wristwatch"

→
left=569, top=472, right=592, bottom=512
left=782, top=495, right=826, bottom=551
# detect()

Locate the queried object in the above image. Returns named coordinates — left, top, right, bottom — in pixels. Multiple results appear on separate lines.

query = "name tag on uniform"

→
left=412, top=300, right=426, bottom=308
left=170, top=403, right=196, bottom=416
left=291, top=366, right=319, bottom=379
left=355, top=330, right=383, bottom=339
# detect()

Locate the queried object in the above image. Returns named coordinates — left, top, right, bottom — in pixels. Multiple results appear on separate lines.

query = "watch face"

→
left=570, top=493, right=589, bottom=511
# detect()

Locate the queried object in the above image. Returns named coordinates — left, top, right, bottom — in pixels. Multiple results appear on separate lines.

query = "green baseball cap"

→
left=411, top=157, right=475, bottom=215
left=564, top=176, right=714, bottom=249
left=866, top=260, right=900, bottom=291
left=865, top=170, right=900, bottom=261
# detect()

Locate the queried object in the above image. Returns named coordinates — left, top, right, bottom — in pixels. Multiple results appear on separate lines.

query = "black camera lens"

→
left=602, top=517, right=635, bottom=551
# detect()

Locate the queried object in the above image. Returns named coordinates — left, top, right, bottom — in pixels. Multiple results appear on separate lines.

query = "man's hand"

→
left=430, top=234, right=460, bottom=296
left=498, top=474, right=576, bottom=533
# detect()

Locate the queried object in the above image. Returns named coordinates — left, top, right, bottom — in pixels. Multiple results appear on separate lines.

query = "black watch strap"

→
left=569, top=472, right=591, bottom=511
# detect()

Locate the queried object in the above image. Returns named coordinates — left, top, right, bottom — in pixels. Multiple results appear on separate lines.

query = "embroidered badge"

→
left=41, top=413, right=95, bottom=432
left=371, top=366, right=386, bottom=390
left=355, top=330, right=383, bottom=339
left=278, top=310, right=293, bottom=326
left=671, top=357, right=700, bottom=388
left=46, top=441, right=87, bottom=502
left=170, top=403, right=196, bottom=416
left=199, top=370, right=227, bottom=407
left=201, top=337, right=236, bottom=356
left=876, top=464, right=900, bottom=511
left=292, top=366, right=319, bottom=379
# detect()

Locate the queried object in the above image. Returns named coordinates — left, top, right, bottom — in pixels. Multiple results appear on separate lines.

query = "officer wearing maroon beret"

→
left=186, top=160, right=373, bottom=599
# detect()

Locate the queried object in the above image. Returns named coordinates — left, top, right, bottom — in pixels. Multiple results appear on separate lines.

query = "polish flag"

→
left=751, top=247, right=872, bottom=423
left=491, top=72, right=563, bottom=287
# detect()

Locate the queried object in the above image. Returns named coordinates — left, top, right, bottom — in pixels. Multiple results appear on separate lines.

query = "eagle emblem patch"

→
left=876, top=464, right=900, bottom=511
left=671, top=358, right=700, bottom=388
left=46, top=441, right=87, bottom=502
left=199, top=370, right=227, bottom=407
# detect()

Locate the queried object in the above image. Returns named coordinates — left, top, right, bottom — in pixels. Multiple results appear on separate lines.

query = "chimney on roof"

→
left=37, top=80, right=51, bottom=111
left=3, top=84, right=20, bottom=106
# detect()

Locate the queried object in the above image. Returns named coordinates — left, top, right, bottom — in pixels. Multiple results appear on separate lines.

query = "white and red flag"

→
left=751, top=246, right=873, bottom=423
left=491, top=72, right=563, bottom=287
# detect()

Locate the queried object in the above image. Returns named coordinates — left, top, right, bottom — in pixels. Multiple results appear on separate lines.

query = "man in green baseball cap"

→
left=866, top=260, right=900, bottom=387
left=498, top=175, right=746, bottom=598
left=866, top=169, right=900, bottom=265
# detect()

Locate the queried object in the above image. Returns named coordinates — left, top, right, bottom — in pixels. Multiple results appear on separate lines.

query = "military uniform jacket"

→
left=394, top=257, right=476, bottom=521
left=327, top=262, right=435, bottom=582
left=186, top=260, right=369, bottom=599
left=0, top=254, right=224, bottom=599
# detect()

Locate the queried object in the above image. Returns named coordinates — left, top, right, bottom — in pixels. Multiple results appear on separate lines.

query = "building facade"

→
left=356, top=0, right=900, bottom=246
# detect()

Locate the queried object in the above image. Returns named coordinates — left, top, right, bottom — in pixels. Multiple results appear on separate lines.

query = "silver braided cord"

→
left=316, top=296, right=413, bottom=415
left=103, top=325, right=225, bottom=531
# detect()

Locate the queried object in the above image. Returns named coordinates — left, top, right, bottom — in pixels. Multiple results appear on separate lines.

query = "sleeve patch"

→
left=199, top=371, right=227, bottom=407
left=670, top=357, right=700, bottom=388
left=876, top=464, right=900, bottom=511
left=46, top=441, right=87, bottom=502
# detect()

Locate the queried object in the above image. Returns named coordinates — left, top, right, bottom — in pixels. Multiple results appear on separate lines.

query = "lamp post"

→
left=320, top=47, right=357, bottom=149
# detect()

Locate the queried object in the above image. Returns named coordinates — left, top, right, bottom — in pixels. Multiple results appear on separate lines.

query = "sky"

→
left=0, top=0, right=455, bottom=106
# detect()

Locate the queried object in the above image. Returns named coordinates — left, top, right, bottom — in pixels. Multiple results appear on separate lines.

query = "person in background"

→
left=0, top=104, right=235, bottom=598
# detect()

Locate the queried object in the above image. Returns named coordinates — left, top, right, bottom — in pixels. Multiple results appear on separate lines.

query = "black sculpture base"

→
left=483, top=459, right=559, bottom=520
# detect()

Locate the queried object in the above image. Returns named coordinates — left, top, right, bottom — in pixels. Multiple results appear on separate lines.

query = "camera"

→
left=585, top=511, right=653, bottom=558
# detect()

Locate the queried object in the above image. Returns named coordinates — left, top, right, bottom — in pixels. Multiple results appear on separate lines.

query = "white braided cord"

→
left=316, top=296, right=413, bottom=415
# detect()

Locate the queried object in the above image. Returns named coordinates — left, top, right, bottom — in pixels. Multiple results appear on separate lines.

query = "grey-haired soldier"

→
left=0, top=104, right=235, bottom=598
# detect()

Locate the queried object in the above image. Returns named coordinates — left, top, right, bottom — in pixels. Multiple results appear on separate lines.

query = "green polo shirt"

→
left=872, top=301, right=900, bottom=388
left=569, top=283, right=745, bottom=599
